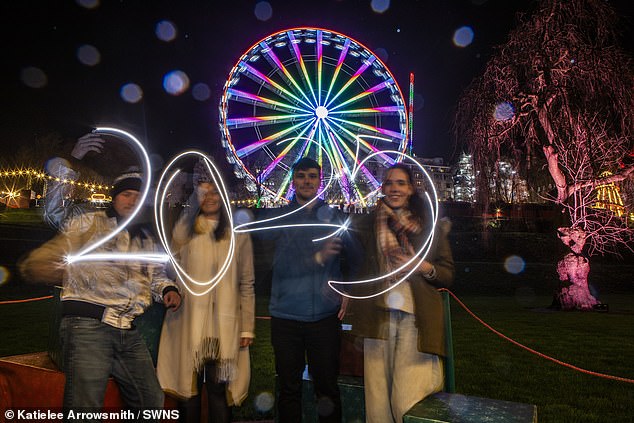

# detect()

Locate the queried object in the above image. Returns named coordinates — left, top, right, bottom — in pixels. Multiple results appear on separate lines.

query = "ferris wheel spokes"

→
left=237, top=61, right=315, bottom=111
left=260, top=41, right=316, bottom=108
left=220, top=27, right=408, bottom=204
left=236, top=120, right=312, bottom=158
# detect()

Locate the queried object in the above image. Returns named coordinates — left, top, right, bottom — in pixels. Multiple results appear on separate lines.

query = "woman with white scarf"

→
left=157, top=169, right=255, bottom=423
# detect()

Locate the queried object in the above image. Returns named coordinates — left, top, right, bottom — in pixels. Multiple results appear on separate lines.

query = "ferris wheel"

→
left=220, top=27, right=408, bottom=205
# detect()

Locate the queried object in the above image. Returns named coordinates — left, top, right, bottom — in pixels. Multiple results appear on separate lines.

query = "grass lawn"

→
left=1, top=287, right=632, bottom=422
left=0, top=207, right=47, bottom=226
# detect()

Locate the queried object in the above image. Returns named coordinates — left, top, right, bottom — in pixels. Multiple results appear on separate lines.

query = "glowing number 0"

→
left=154, top=151, right=236, bottom=296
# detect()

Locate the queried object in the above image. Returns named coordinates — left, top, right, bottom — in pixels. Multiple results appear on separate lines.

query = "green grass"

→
left=0, top=207, right=47, bottom=226
left=1, top=289, right=632, bottom=422
left=448, top=295, right=634, bottom=423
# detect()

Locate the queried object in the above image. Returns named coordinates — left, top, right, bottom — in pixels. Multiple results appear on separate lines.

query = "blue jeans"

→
left=271, top=315, right=342, bottom=423
left=60, top=316, right=164, bottom=420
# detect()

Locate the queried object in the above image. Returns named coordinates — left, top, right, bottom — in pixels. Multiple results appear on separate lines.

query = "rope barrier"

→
left=0, top=295, right=53, bottom=305
left=438, top=288, right=634, bottom=384
left=2, top=290, right=632, bottom=384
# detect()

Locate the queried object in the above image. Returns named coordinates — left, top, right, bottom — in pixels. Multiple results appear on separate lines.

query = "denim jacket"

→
left=266, top=199, right=355, bottom=322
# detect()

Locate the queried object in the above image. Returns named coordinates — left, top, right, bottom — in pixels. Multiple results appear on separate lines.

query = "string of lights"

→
left=0, top=167, right=111, bottom=194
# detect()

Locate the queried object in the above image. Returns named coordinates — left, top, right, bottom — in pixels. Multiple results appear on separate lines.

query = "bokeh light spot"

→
left=453, top=26, right=474, bottom=47
left=234, top=209, right=254, bottom=226
left=77, top=44, right=101, bottom=66
left=254, top=1, right=273, bottom=21
left=0, top=266, right=9, bottom=286
left=371, top=0, right=390, bottom=14
left=76, top=0, right=99, bottom=9
left=494, top=101, right=515, bottom=121
left=316, top=396, right=335, bottom=418
left=504, top=255, right=525, bottom=274
left=192, top=82, right=211, bottom=101
left=156, top=20, right=177, bottom=42
left=163, top=70, right=190, bottom=96
left=120, top=83, right=143, bottom=103
left=316, top=205, right=334, bottom=222
left=254, top=391, right=274, bottom=412
left=20, top=67, right=48, bottom=88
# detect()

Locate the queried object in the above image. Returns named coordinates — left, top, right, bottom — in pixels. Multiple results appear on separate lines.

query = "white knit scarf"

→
left=167, top=215, right=240, bottom=388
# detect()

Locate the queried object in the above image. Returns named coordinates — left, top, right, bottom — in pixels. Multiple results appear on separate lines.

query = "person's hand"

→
left=163, top=291, right=182, bottom=311
left=315, top=237, right=343, bottom=265
left=389, top=250, right=418, bottom=272
left=390, top=251, right=434, bottom=277
left=401, top=219, right=421, bottom=235
left=240, top=337, right=253, bottom=348
left=337, top=296, right=349, bottom=320
left=419, top=260, right=434, bottom=275
left=71, top=133, right=105, bottom=160
left=388, top=249, right=410, bottom=267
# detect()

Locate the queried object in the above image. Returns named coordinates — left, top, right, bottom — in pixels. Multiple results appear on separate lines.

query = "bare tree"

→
left=455, top=0, right=634, bottom=310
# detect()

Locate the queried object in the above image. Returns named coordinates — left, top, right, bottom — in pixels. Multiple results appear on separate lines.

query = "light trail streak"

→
left=154, top=151, right=236, bottom=296
left=328, top=151, right=440, bottom=299
left=65, top=127, right=166, bottom=264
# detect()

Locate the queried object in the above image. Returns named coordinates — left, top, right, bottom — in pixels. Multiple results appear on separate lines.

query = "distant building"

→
left=451, top=153, right=531, bottom=204
left=400, top=156, right=454, bottom=202
left=453, top=153, right=476, bottom=203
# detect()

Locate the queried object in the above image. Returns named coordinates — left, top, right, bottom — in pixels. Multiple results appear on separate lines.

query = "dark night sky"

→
left=2, top=0, right=632, bottom=169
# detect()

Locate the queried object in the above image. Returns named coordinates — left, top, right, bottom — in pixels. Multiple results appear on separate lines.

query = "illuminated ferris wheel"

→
left=220, top=27, right=408, bottom=204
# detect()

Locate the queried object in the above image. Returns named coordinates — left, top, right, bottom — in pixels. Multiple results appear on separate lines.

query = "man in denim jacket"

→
left=265, top=157, right=356, bottom=423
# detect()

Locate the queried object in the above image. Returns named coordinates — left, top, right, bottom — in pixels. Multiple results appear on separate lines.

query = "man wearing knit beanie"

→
left=109, top=170, right=143, bottom=220
left=111, top=170, right=143, bottom=199
left=20, top=132, right=181, bottom=415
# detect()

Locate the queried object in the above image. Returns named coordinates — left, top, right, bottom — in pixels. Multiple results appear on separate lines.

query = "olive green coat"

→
left=347, top=213, right=454, bottom=357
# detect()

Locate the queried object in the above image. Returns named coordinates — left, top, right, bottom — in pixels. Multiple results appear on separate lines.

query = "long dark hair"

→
left=384, top=163, right=427, bottom=224
left=193, top=182, right=230, bottom=240
left=212, top=204, right=230, bottom=240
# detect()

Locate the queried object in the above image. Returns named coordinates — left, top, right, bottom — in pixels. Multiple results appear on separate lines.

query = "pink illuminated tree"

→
left=454, top=0, right=634, bottom=310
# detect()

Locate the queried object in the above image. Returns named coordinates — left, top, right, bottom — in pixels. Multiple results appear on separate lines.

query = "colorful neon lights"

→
left=220, top=27, right=408, bottom=205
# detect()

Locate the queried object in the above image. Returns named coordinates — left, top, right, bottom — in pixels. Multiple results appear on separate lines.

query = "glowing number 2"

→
left=65, top=127, right=168, bottom=264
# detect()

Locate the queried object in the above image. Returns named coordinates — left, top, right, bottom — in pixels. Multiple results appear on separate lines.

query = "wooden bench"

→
left=404, top=392, right=537, bottom=423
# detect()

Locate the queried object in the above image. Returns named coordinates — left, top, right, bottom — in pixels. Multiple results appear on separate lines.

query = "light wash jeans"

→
left=363, top=310, right=443, bottom=423
left=60, top=316, right=164, bottom=421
